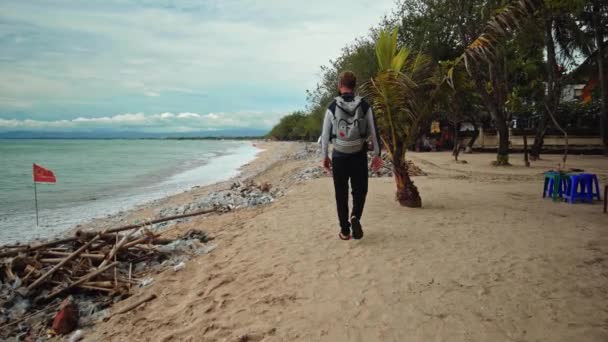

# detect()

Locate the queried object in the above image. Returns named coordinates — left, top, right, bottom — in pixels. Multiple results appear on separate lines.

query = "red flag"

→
left=33, top=163, right=56, bottom=183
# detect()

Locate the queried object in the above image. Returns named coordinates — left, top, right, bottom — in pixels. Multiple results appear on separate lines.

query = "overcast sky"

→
left=0, top=0, right=393, bottom=133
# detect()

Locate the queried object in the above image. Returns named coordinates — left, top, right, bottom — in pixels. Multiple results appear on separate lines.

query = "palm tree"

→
left=529, top=2, right=591, bottom=159
left=361, top=29, right=439, bottom=207
left=448, top=0, right=544, bottom=165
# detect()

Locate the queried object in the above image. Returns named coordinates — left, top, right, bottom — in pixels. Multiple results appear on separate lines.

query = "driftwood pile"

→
left=370, top=154, right=426, bottom=178
left=0, top=208, right=218, bottom=340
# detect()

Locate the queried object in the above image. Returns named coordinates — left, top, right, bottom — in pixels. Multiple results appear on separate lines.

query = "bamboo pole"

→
left=33, top=179, right=39, bottom=228
left=43, top=251, right=105, bottom=260
left=27, top=235, right=101, bottom=292
left=78, top=285, right=115, bottom=293
left=0, top=207, right=218, bottom=258
left=99, top=229, right=139, bottom=269
left=46, top=261, right=118, bottom=300
left=113, top=293, right=156, bottom=316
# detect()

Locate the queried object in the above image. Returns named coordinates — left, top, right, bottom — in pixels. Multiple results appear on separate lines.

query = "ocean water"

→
left=0, top=139, right=259, bottom=244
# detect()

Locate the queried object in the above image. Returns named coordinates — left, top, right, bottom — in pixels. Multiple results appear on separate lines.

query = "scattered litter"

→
left=139, top=277, right=154, bottom=288
left=52, top=297, right=79, bottom=335
left=68, top=329, right=85, bottom=342
left=172, top=262, right=186, bottom=272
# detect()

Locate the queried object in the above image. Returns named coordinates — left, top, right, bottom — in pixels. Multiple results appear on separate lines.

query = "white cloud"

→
left=72, top=113, right=146, bottom=124
left=0, top=0, right=394, bottom=122
left=177, top=112, right=201, bottom=119
left=0, top=111, right=285, bottom=132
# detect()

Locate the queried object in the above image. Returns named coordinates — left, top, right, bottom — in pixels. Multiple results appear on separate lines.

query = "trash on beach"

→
left=172, top=262, right=186, bottom=272
left=0, top=217, right=217, bottom=340
left=52, top=297, right=79, bottom=335
left=67, top=329, right=85, bottom=342
left=139, top=277, right=155, bottom=288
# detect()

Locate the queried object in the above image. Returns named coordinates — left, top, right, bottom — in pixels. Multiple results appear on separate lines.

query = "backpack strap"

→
left=328, top=100, right=337, bottom=118
left=328, top=100, right=338, bottom=140
left=360, top=100, right=370, bottom=137
left=335, top=102, right=363, bottom=117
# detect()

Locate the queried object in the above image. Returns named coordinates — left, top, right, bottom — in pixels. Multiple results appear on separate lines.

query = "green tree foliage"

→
left=267, top=38, right=379, bottom=141
left=267, top=111, right=308, bottom=141
left=268, top=0, right=606, bottom=158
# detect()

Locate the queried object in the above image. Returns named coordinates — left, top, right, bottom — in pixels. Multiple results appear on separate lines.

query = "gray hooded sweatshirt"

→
left=320, top=93, right=380, bottom=158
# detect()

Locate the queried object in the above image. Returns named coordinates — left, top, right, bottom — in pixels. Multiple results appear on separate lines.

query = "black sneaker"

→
left=350, top=216, right=363, bottom=240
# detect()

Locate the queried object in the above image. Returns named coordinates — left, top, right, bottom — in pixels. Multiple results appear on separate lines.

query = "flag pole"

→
left=34, top=173, right=39, bottom=228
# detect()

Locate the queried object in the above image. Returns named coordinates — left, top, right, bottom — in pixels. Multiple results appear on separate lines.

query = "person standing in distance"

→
left=321, top=71, right=383, bottom=240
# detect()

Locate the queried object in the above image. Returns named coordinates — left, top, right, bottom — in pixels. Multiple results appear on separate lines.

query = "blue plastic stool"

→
left=563, top=173, right=601, bottom=203
left=580, top=173, right=601, bottom=201
left=543, top=172, right=567, bottom=200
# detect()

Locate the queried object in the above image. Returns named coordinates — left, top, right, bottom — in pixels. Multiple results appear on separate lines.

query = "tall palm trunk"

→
left=471, top=64, right=509, bottom=166
left=391, top=141, right=421, bottom=207
left=532, top=16, right=560, bottom=159
left=593, top=1, right=608, bottom=154
left=495, top=114, right=510, bottom=164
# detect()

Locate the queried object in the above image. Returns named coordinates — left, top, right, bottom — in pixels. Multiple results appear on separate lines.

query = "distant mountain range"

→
left=0, top=129, right=269, bottom=139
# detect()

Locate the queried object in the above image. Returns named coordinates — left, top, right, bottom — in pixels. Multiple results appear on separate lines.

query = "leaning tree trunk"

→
left=392, top=141, right=421, bottom=207
left=593, top=1, right=608, bottom=154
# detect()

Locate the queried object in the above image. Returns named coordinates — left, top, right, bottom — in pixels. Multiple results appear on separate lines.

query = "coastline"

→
left=0, top=140, right=276, bottom=245
left=67, top=141, right=311, bottom=239
left=0, top=141, right=319, bottom=340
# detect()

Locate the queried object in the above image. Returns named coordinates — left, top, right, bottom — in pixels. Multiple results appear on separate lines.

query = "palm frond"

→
left=447, top=0, right=543, bottom=87
left=362, top=28, right=440, bottom=152
left=465, top=0, right=543, bottom=67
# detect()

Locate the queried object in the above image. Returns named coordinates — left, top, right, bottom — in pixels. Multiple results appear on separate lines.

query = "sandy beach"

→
left=67, top=143, right=607, bottom=342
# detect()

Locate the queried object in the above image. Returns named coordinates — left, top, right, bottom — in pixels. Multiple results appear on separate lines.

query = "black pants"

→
left=331, top=151, right=368, bottom=234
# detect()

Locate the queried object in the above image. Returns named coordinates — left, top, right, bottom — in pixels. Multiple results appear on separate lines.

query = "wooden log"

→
left=4, top=264, right=16, bottom=282
left=43, top=251, right=105, bottom=260
left=78, top=207, right=217, bottom=237
left=27, top=235, right=101, bottom=292
left=83, top=281, right=114, bottom=287
left=45, top=261, right=118, bottom=300
left=116, top=276, right=140, bottom=284
left=111, top=293, right=156, bottom=316
left=0, top=207, right=218, bottom=258
left=99, top=229, right=139, bottom=269
left=22, top=265, right=38, bottom=282
left=0, top=237, right=77, bottom=258
left=78, top=284, right=115, bottom=293
left=40, top=258, right=65, bottom=264
left=76, top=233, right=173, bottom=247
left=128, top=263, right=133, bottom=291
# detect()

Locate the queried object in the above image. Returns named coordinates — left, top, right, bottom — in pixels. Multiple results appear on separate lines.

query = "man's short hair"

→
left=339, top=71, right=357, bottom=90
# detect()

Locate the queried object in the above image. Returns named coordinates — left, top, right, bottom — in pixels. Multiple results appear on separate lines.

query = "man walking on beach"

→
left=321, top=71, right=382, bottom=240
